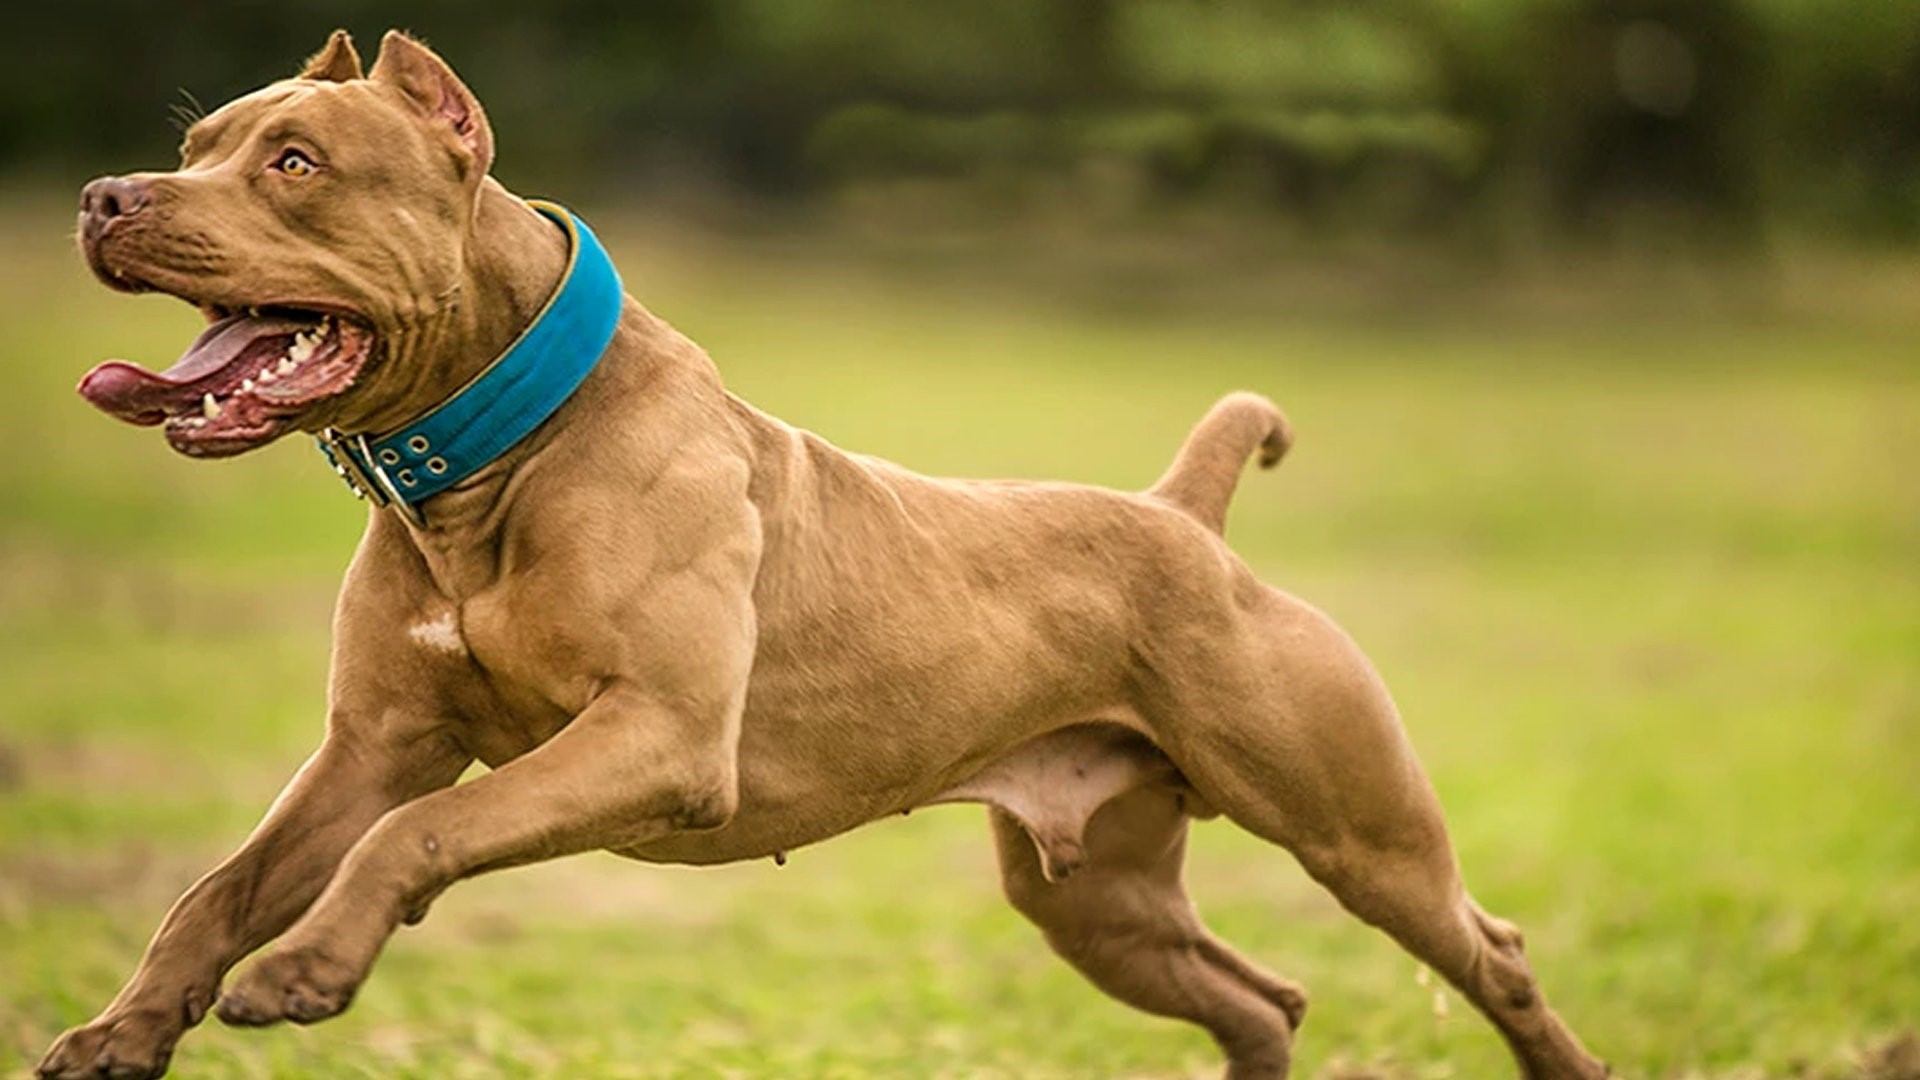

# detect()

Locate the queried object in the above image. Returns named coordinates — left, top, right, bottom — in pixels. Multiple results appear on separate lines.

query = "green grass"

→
left=1, top=201, right=1916, bottom=1078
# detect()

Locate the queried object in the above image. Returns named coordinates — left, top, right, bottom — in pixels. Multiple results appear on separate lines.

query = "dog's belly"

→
left=606, top=689, right=1142, bottom=865
left=604, top=790, right=902, bottom=865
left=606, top=715, right=1177, bottom=868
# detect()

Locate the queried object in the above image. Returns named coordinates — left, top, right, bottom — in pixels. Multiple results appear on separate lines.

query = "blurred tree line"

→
left=9, top=0, right=1918, bottom=246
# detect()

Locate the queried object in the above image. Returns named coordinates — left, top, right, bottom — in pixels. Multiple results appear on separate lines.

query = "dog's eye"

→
left=273, top=149, right=317, bottom=177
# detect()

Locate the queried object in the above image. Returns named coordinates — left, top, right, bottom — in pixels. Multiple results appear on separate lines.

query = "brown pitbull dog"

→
left=40, top=29, right=1606, bottom=1080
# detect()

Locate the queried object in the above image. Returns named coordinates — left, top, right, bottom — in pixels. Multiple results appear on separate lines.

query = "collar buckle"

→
left=319, top=427, right=427, bottom=527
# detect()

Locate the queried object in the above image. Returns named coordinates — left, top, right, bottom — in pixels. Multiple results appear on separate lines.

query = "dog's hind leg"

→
left=1287, top=832, right=1601, bottom=1080
left=1159, top=595, right=1607, bottom=1079
left=992, top=785, right=1306, bottom=1079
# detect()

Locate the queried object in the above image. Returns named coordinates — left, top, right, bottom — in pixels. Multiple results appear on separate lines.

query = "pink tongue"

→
left=77, top=314, right=314, bottom=425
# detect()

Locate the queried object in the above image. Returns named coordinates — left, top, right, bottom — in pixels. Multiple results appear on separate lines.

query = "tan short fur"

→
left=39, top=30, right=1605, bottom=1080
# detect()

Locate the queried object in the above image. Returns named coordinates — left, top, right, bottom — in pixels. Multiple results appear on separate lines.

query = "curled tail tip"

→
left=1222, top=391, right=1291, bottom=469
left=1149, top=390, right=1293, bottom=532
left=1258, top=411, right=1294, bottom=469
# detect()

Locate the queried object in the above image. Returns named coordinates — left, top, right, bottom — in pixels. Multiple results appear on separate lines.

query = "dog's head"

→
left=76, top=30, right=496, bottom=456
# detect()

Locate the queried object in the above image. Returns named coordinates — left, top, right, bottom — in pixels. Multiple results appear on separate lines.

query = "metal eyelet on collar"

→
left=406, top=434, right=430, bottom=455
left=396, top=468, right=416, bottom=487
left=426, top=456, right=449, bottom=475
left=377, top=448, right=400, bottom=466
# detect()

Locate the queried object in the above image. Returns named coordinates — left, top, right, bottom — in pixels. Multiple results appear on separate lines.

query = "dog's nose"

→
left=80, top=176, right=150, bottom=229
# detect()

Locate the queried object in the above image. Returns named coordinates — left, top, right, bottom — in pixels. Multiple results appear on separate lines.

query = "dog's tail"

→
left=1148, top=391, right=1293, bottom=534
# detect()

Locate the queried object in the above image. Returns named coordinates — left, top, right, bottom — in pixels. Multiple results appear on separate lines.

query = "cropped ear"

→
left=370, top=30, right=494, bottom=181
left=300, top=29, right=363, bottom=82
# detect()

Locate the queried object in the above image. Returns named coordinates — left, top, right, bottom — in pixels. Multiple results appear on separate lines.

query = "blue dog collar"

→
left=318, top=200, right=623, bottom=525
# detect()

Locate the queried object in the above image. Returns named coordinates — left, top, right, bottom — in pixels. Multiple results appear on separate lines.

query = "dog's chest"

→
left=403, top=591, right=594, bottom=765
left=405, top=609, right=468, bottom=658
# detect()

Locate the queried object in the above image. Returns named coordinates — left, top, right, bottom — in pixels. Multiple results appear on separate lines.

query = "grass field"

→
left=1, top=200, right=1916, bottom=1079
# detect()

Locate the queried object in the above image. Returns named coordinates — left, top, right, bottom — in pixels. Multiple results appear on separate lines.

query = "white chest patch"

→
left=408, top=611, right=467, bottom=657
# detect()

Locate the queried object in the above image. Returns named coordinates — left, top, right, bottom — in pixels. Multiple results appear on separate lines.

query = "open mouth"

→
left=77, top=302, right=376, bottom=457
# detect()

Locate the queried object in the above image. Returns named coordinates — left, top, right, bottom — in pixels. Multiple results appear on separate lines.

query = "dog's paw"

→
left=215, top=945, right=361, bottom=1028
left=37, top=1007, right=181, bottom=1080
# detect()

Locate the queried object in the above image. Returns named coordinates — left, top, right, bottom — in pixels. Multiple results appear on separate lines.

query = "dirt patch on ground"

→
left=0, top=736, right=217, bottom=794
left=0, top=741, right=21, bottom=791
left=0, top=544, right=336, bottom=640
left=0, top=843, right=216, bottom=912
left=1849, top=1031, right=1920, bottom=1080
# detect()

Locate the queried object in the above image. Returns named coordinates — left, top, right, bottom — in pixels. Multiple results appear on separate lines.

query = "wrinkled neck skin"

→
left=344, top=178, right=569, bottom=437
left=344, top=179, right=581, bottom=557
left=346, top=181, right=713, bottom=598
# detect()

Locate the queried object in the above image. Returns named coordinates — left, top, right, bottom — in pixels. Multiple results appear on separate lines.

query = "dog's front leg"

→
left=35, top=728, right=469, bottom=1080
left=215, top=676, right=745, bottom=1028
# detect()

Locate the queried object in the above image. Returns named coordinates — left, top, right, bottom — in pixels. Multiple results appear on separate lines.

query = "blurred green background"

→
left=2, top=3, right=1917, bottom=1078
left=10, top=0, right=1920, bottom=246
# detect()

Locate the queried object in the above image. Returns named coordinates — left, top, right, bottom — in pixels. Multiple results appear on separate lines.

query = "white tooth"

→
left=241, top=378, right=254, bottom=392
left=202, top=393, right=221, bottom=419
left=278, top=356, right=297, bottom=374
left=247, top=306, right=261, bottom=317
left=257, top=367, right=277, bottom=383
